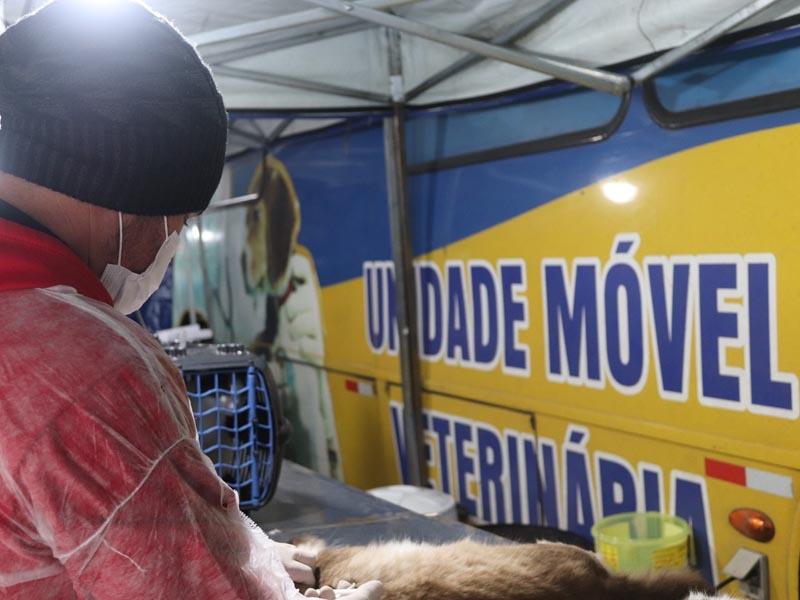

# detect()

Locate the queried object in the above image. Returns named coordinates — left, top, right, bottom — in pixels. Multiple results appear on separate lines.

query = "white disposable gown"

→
left=0, top=218, right=304, bottom=599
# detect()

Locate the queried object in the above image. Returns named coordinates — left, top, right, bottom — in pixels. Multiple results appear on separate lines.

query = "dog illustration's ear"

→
left=264, top=165, right=295, bottom=286
left=247, top=156, right=302, bottom=288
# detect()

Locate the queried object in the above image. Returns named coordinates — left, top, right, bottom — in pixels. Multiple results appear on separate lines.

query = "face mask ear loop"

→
left=163, top=216, right=169, bottom=241
left=117, top=211, right=124, bottom=266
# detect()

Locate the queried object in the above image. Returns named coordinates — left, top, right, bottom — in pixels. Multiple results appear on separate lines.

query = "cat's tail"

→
left=604, top=568, right=715, bottom=600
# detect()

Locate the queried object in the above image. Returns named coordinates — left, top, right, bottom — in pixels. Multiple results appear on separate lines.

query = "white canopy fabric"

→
left=2, top=0, right=800, bottom=147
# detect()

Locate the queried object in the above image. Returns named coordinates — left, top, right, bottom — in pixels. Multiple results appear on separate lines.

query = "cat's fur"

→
left=296, top=537, right=715, bottom=600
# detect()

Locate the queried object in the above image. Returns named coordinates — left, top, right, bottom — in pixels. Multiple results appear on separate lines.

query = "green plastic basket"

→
left=591, top=512, right=691, bottom=573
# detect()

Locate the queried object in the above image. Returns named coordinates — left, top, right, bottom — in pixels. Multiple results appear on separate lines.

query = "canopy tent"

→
left=4, top=0, right=800, bottom=110
left=2, top=0, right=800, bottom=156
left=3, top=0, right=800, bottom=485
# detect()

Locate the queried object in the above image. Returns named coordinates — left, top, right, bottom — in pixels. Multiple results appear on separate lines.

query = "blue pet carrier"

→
left=166, top=343, right=286, bottom=511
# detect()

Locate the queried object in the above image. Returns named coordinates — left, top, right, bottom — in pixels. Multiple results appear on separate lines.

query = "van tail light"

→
left=729, top=508, right=775, bottom=543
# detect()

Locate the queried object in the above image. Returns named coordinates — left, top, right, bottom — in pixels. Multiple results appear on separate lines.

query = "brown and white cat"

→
left=296, top=537, right=717, bottom=600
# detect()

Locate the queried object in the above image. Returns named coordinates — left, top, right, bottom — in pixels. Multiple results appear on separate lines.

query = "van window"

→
left=405, top=87, right=623, bottom=172
left=646, top=29, right=800, bottom=127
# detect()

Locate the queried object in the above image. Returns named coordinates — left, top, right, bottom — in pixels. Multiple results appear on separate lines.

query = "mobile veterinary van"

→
left=173, top=18, right=800, bottom=598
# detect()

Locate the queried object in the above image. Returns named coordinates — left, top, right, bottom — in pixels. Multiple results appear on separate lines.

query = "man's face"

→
left=120, top=212, right=192, bottom=274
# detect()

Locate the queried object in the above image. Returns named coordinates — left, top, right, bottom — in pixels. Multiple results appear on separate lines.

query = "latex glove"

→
left=273, top=542, right=317, bottom=586
left=304, top=580, right=384, bottom=599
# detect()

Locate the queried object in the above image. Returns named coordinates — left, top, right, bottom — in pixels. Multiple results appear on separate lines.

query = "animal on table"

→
left=295, top=537, right=720, bottom=600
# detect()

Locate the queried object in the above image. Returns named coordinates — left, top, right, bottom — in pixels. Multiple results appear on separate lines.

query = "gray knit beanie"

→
left=0, top=0, right=227, bottom=216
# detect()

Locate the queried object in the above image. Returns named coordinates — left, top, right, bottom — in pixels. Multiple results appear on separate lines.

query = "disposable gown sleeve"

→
left=21, top=432, right=302, bottom=600
left=52, top=438, right=304, bottom=600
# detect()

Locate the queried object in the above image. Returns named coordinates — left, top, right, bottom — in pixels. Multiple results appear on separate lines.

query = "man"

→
left=0, top=1, right=382, bottom=599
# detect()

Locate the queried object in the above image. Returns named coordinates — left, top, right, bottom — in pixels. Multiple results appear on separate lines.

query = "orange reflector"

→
left=729, top=508, right=775, bottom=543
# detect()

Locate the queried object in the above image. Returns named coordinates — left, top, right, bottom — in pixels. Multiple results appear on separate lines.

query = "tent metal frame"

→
left=207, top=0, right=791, bottom=110
left=303, top=0, right=631, bottom=96
left=215, top=65, right=392, bottom=104
left=406, top=0, right=576, bottom=100
left=189, top=0, right=420, bottom=48
left=203, top=21, right=373, bottom=66
left=632, top=0, right=789, bottom=82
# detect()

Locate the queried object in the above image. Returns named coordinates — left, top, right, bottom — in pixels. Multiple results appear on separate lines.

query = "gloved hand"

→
left=273, top=541, right=317, bottom=586
left=304, top=580, right=384, bottom=599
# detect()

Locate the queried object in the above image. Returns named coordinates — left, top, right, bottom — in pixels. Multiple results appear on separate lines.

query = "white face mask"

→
left=101, top=212, right=180, bottom=315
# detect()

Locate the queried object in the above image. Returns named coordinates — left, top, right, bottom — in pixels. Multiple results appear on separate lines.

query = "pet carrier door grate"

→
left=167, top=343, right=284, bottom=511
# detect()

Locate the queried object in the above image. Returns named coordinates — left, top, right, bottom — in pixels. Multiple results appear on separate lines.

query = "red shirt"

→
left=0, top=218, right=298, bottom=599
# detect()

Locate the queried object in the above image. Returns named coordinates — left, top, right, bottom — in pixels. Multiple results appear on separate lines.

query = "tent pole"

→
left=214, top=65, right=391, bottom=104
left=632, top=0, right=787, bottom=82
left=205, top=22, right=372, bottom=66
left=383, top=27, right=426, bottom=487
left=188, top=0, right=421, bottom=49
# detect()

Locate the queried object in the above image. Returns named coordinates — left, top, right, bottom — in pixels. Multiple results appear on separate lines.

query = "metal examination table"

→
left=252, top=462, right=501, bottom=546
